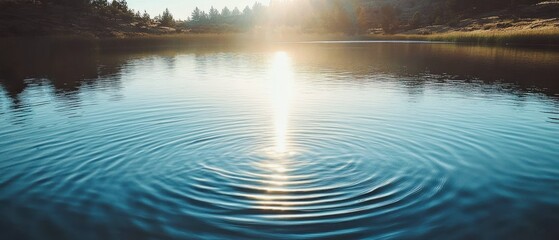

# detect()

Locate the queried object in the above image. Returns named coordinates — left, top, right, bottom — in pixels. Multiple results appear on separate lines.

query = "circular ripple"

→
left=135, top=117, right=454, bottom=239
left=2, top=47, right=559, bottom=240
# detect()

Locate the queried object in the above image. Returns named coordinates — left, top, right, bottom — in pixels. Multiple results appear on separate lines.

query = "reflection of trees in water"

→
left=287, top=43, right=559, bottom=123
left=400, top=78, right=426, bottom=102
left=286, top=43, right=559, bottom=100
left=549, top=101, right=559, bottom=124
left=1, top=39, right=558, bottom=113
left=0, top=39, right=227, bottom=112
left=161, top=56, right=177, bottom=70
left=0, top=40, right=127, bottom=111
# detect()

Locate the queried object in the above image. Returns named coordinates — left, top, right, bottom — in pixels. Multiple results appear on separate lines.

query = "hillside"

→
left=403, top=3, right=559, bottom=34
left=0, top=0, right=557, bottom=43
left=0, top=1, right=175, bottom=38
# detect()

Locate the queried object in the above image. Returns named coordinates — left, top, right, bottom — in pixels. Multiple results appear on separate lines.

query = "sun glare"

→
left=246, top=51, right=296, bottom=212
left=270, top=51, right=294, bottom=154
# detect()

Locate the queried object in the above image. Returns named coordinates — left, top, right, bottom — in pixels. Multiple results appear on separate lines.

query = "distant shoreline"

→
left=2, top=1, right=558, bottom=47
left=367, top=29, right=559, bottom=47
left=2, top=30, right=559, bottom=48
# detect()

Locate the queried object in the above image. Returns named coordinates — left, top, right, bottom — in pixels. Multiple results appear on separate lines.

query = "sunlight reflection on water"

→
left=1, top=41, right=559, bottom=239
left=271, top=51, right=294, bottom=155
left=254, top=51, right=297, bottom=211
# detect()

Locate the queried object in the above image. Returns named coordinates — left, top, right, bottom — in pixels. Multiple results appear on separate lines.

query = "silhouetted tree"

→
left=91, top=0, right=108, bottom=8
left=191, top=7, right=202, bottom=23
left=142, top=10, right=151, bottom=22
left=110, top=0, right=128, bottom=12
left=221, top=7, right=231, bottom=18
left=209, top=6, right=220, bottom=23
left=159, top=8, right=175, bottom=27
left=232, top=7, right=241, bottom=16
left=242, top=6, right=252, bottom=17
left=200, top=11, right=209, bottom=23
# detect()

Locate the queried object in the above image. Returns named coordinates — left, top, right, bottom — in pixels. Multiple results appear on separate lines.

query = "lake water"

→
left=1, top=40, right=559, bottom=239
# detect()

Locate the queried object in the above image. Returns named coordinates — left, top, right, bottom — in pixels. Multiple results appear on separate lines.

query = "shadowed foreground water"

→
left=1, top=40, right=559, bottom=239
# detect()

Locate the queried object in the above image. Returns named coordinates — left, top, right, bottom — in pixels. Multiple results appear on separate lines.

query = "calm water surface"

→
left=1, top=40, right=559, bottom=239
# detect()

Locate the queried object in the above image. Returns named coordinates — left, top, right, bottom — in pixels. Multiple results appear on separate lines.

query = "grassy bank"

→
left=2, top=29, right=559, bottom=48
left=367, top=28, right=559, bottom=46
left=94, top=29, right=559, bottom=46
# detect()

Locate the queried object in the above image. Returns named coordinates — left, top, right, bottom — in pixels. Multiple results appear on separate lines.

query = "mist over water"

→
left=1, top=40, right=559, bottom=239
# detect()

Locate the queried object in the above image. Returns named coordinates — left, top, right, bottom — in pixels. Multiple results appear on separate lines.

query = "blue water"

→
left=1, top=41, right=559, bottom=239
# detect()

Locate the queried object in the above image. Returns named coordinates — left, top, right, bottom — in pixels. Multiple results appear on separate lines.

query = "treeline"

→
left=182, top=1, right=362, bottom=34
left=10, top=0, right=168, bottom=27
left=4, top=0, right=549, bottom=35
left=407, top=0, right=546, bottom=27
left=180, top=0, right=406, bottom=34
left=181, top=0, right=547, bottom=34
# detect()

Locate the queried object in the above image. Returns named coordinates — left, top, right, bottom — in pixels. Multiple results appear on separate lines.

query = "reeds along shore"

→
left=93, top=29, right=559, bottom=46
left=367, top=29, right=559, bottom=46
left=2, top=29, right=558, bottom=48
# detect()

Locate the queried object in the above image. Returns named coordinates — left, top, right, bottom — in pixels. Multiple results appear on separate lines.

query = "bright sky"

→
left=127, top=0, right=270, bottom=20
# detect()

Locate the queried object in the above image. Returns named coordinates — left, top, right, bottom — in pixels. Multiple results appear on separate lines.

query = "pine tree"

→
left=160, top=8, right=175, bottom=27
left=221, top=7, right=231, bottom=18
left=209, top=6, right=220, bottom=23
left=232, top=7, right=241, bottom=16
left=191, top=7, right=201, bottom=22
left=142, top=10, right=151, bottom=23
